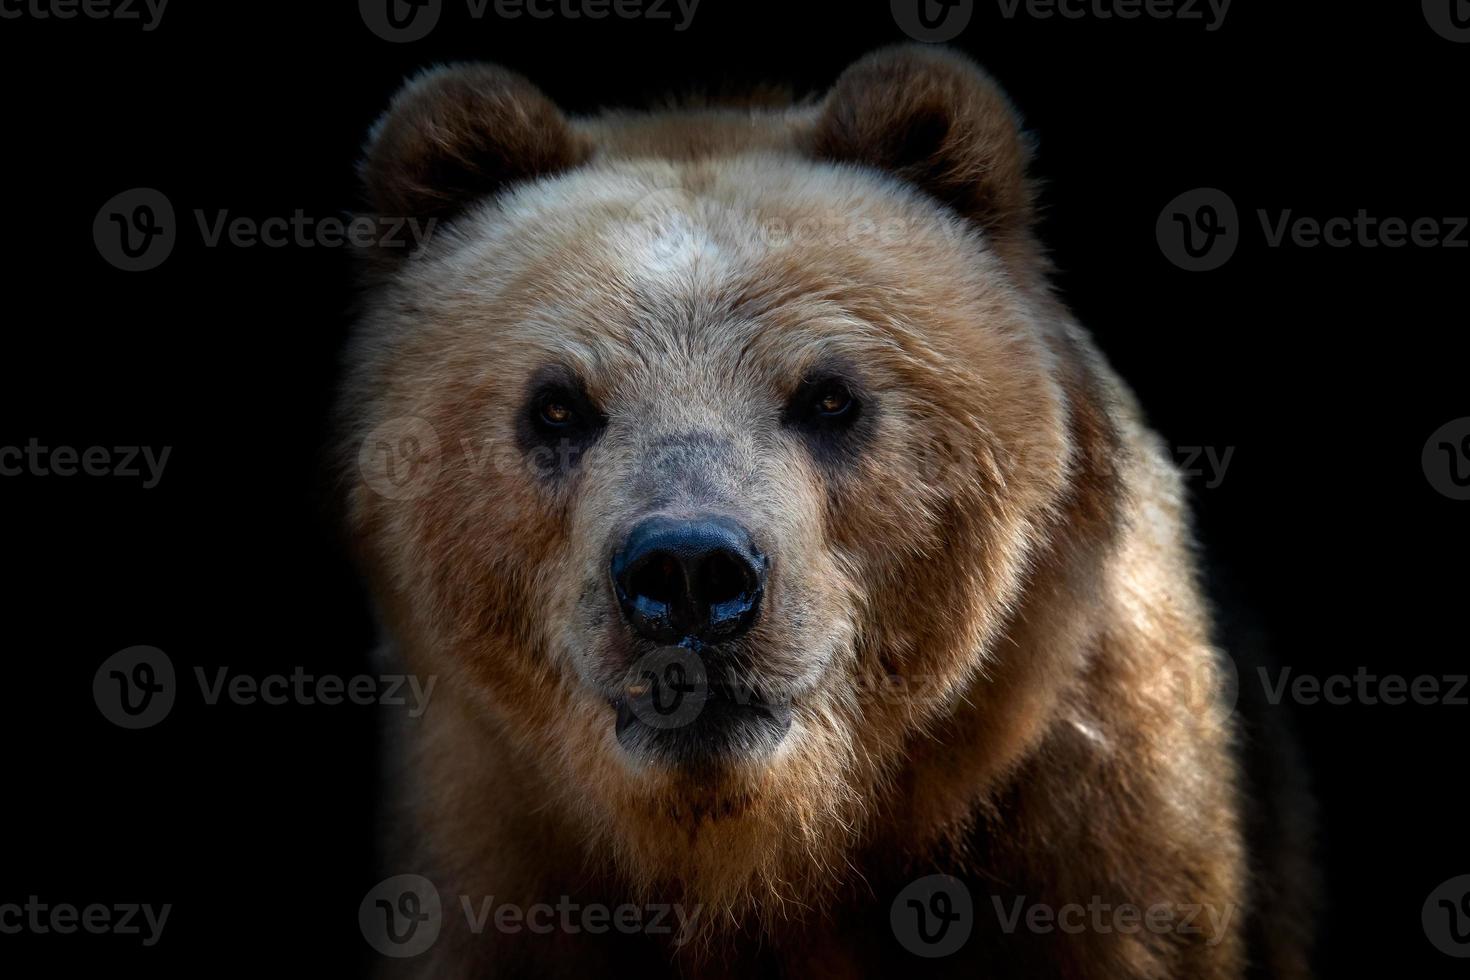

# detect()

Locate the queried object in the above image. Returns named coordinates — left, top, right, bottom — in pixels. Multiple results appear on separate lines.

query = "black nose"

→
left=610, top=515, right=766, bottom=644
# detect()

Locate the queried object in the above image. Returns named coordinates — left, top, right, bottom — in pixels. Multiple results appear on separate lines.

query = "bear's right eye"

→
left=527, top=383, right=601, bottom=438
left=518, top=372, right=607, bottom=476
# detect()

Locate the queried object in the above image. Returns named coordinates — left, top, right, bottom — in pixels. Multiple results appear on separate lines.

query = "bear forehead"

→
left=385, top=154, right=1025, bottom=378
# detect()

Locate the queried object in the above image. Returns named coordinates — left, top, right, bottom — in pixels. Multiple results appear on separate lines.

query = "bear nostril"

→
left=611, top=515, right=766, bottom=644
left=695, top=550, right=756, bottom=606
left=627, top=553, right=684, bottom=608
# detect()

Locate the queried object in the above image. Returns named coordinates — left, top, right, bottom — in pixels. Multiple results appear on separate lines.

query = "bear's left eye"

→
left=784, top=374, right=864, bottom=440
left=529, top=384, right=599, bottom=437
left=812, top=385, right=854, bottom=419
left=539, top=399, right=575, bottom=427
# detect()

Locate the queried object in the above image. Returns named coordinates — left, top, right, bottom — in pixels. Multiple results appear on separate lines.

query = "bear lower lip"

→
left=611, top=682, right=793, bottom=767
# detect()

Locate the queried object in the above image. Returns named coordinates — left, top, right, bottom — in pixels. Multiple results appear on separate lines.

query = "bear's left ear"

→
left=808, top=46, right=1036, bottom=246
left=359, top=63, right=590, bottom=231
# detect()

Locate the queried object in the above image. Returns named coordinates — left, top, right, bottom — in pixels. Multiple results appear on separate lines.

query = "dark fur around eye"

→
left=516, top=367, right=606, bottom=478
left=783, top=372, right=872, bottom=466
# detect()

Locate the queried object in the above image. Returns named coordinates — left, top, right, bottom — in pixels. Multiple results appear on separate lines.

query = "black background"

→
left=1, top=0, right=1464, bottom=975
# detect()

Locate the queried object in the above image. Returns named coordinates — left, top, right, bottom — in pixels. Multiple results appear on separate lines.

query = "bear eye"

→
left=519, top=370, right=607, bottom=477
left=784, top=374, right=864, bottom=443
left=812, top=385, right=854, bottom=419
left=539, top=399, right=575, bottom=427
left=530, top=384, right=594, bottom=437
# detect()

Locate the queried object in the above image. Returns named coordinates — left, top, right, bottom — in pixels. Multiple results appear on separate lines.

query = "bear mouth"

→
left=610, top=676, right=793, bottom=769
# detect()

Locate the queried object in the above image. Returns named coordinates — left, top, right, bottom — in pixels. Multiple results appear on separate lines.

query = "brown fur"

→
left=340, top=46, right=1310, bottom=978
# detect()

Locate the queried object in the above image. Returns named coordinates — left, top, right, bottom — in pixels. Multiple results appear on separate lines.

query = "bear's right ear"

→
left=359, top=64, right=589, bottom=232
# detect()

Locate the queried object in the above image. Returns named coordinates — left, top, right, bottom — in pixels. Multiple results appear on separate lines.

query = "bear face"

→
left=341, top=48, right=1228, bottom=968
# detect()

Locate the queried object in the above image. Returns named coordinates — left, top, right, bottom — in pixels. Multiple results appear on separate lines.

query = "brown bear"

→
left=340, top=45, right=1312, bottom=978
